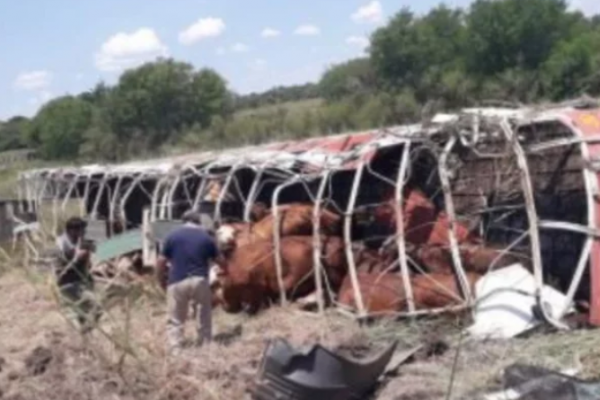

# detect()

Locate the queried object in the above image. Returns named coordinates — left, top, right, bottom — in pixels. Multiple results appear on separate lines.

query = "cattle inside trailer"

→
left=19, top=100, right=600, bottom=327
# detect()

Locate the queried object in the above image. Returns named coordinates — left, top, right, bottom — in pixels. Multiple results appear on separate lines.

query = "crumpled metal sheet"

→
left=93, top=229, right=143, bottom=264
left=467, top=264, right=574, bottom=339
left=252, top=337, right=398, bottom=400
left=501, top=364, right=600, bottom=400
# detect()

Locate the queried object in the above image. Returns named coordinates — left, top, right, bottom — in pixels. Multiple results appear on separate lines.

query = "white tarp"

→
left=466, top=264, right=574, bottom=339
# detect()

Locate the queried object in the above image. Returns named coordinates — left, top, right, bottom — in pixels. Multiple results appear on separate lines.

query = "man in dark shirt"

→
left=157, top=210, right=220, bottom=354
left=54, top=217, right=101, bottom=334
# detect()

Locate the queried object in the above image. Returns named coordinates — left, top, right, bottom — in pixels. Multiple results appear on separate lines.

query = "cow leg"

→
left=221, top=286, right=243, bottom=313
left=222, top=301, right=242, bottom=313
left=243, top=285, right=264, bottom=315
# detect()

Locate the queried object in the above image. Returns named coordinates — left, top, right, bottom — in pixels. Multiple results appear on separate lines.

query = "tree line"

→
left=1, top=0, right=600, bottom=162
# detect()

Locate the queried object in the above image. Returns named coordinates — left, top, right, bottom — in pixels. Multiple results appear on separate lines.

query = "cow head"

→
left=216, top=224, right=237, bottom=249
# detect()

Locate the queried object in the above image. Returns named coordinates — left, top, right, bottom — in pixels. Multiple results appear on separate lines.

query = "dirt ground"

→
left=1, top=269, right=600, bottom=400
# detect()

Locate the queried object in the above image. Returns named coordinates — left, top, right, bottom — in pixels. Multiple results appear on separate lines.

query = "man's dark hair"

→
left=65, top=217, right=87, bottom=232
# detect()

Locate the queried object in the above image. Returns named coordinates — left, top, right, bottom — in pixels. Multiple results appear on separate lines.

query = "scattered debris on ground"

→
left=0, top=269, right=598, bottom=400
left=24, top=346, right=53, bottom=376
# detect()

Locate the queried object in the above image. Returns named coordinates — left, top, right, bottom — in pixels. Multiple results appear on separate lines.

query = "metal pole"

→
left=271, top=178, right=298, bottom=306
left=438, top=136, right=473, bottom=305
left=61, top=175, right=79, bottom=212
left=499, top=119, right=568, bottom=330
left=167, top=175, right=181, bottom=220
left=312, top=170, right=330, bottom=314
left=214, top=163, right=242, bottom=224
left=91, top=174, right=108, bottom=220
left=344, top=160, right=367, bottom=317
left=244, top=168, right=265, bottom=222
left=109, top=175, right=124, bottom=221
left=394, top=142, right=416, bottom=313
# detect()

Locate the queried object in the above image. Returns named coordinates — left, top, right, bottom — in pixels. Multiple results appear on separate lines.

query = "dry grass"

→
left=0, top=265, right=600, bottom=400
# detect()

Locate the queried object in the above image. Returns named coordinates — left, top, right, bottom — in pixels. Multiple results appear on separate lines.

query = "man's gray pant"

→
left=166, top=276, right=212, bottom=352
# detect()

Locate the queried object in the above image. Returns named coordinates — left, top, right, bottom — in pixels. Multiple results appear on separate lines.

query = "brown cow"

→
left=218, top=235, right=348, bottom=313
left=351, top=243, right=400, bottom=275
left=370, top=188, right=479, bottom=247
left=250, top=203, right=342, bottom=239
left=216, top=203, right=342, bottom=249
left=414, top=243, right=528, bottom=275
left=337, top=271, right=481, bottom=314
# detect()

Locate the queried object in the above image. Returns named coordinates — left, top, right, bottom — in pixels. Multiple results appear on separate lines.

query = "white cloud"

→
left=179, top=17, right=226, bottom=45
left=231, top=43, right=250, bottom=52
left=249, top=58, right=267, bottom=71
left=14, top=70, right=52, bottom=91
left=351, top=1, right=383, bottom=24
left=75, top=73, right=85, bottom=81
left=94, top=28, right=168, bottom=72
left=216, top=43, right=250, bottom=55
left=261, top=28, right=281, bottom=38
left=294, top=25, right=321, bottom=36
left=346, top=35, right=369, bottom=49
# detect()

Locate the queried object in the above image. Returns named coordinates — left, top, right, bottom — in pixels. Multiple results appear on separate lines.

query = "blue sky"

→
left=1, top=0, right=598, bottom=120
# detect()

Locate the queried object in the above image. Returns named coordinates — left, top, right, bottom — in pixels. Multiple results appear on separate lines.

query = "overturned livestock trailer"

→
left=206, top=100, right=600, bottom=327
left=323, top=100, right=600, bottom=326
left=19, top=99, right=600, bottom=327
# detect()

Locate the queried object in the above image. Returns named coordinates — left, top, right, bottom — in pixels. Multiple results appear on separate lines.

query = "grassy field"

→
left=0, top=157, right=71, bottom=199
left=233, top=98, right=324, bottom=119
left=0, top=168, right=20, bottom=199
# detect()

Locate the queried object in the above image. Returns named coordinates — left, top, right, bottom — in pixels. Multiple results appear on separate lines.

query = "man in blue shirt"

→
left=157, top=210, right=221, bottom=355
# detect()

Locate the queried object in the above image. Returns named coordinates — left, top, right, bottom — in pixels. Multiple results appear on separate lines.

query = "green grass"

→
left=234, top=98, right=324, bottom=119
left=0, top=158, right=78, bottom=200
left=0, top=168, right=20, bottom=199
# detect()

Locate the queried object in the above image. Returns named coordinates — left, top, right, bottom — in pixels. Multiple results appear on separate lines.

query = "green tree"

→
left=190, top=69, right=231, bottom=127
left=28, top=96, right=93, bottom=159
left=370, top=6, right=466, bottom=92
left=0, top=116, right=30, bottom=152
left=542, top=32, right=600, bottom=100
left=319, top=58, right=376, bottom=101
left=465, top=0, right=574, bottom=76
left=108, top=58, right=229, bottom=150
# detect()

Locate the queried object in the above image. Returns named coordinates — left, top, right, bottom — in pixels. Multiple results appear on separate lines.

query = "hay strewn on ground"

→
left=0, top=268, right=599, bottom=400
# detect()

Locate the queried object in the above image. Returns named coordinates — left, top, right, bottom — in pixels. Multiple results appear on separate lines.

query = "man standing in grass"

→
left=156, top=210, right=220, bottom=355
left=53, top=217, right=102, bottom=334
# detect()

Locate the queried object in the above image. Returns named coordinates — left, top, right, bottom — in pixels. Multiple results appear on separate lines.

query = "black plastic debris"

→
left=252, top=337, right=398, bottom=400
left=499, top=364, right=600, bottom=400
